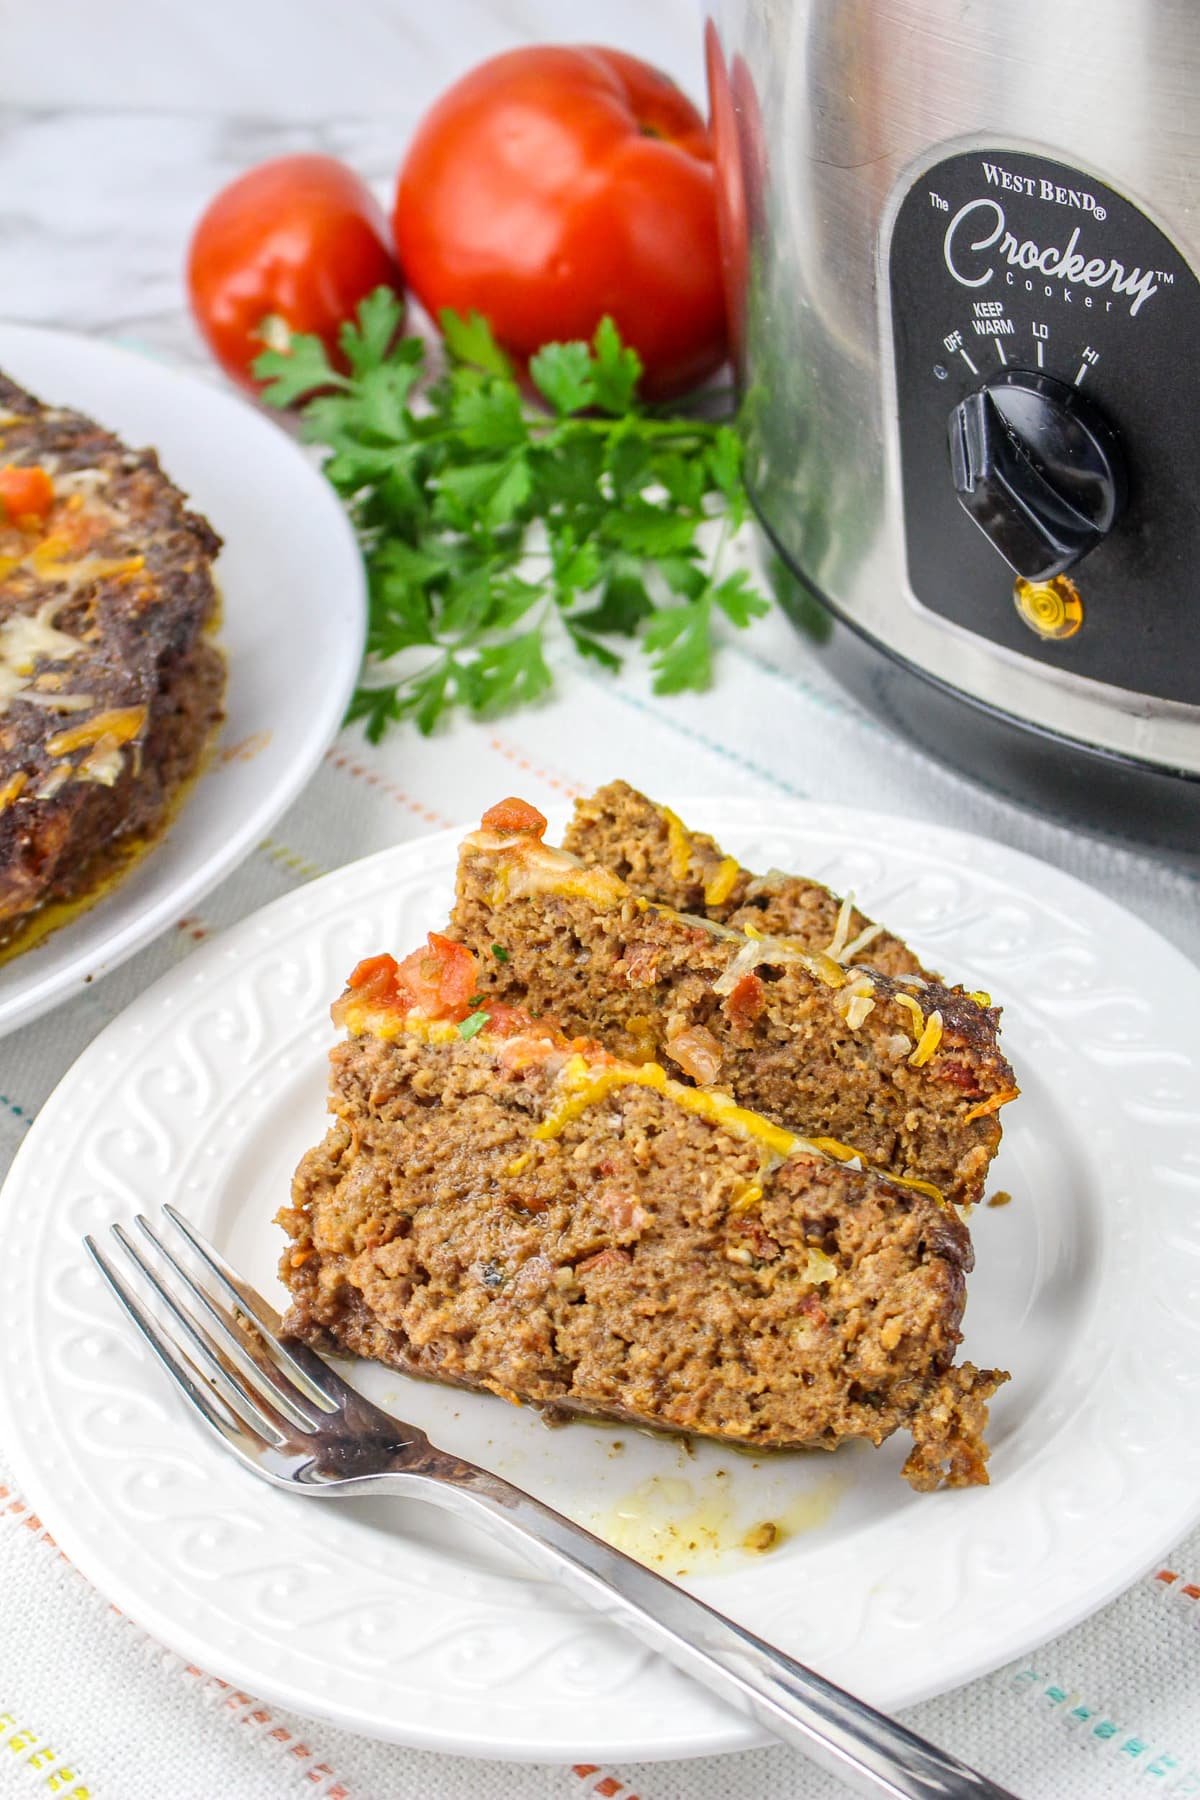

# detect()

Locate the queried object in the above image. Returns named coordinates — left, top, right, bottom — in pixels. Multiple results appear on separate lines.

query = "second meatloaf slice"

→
left=279, top=934, right=1006, bottom=1490
left=450, top=799, right=1017, bottom=1209
left=564, top=780, right=930, bottom=979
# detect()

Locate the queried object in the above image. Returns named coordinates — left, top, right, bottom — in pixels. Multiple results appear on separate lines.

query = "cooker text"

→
left=943, top=198, right=1160, bottom=316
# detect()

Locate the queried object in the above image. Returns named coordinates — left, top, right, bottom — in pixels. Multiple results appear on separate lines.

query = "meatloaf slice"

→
left=564, top=780, right=931, bottom=980
left=278, top=935, right=1006, bottom=1490
left=450, top=800, right=1017, bottom=1209
left=0, top=373, right=225, bottom=944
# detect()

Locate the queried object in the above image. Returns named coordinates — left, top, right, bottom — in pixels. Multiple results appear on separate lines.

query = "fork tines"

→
left=84, top=1206, right=339, bottom=1453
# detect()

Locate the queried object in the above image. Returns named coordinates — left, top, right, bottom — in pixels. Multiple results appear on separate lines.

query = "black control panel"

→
left=888, top=148, right=1200, bottom=704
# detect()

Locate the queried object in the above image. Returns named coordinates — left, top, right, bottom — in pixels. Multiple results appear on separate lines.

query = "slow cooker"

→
left=706, top=0, right=1200, bottom=846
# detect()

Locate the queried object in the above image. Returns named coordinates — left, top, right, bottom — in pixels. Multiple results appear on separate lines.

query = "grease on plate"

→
left=595, top=1468, right=843, bottom=1575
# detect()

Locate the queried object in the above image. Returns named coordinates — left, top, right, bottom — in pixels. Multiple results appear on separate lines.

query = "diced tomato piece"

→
left=483, top=1001, right=541, bottom=1038
left=937, top=1059, right=984, bottom=1095
left=0, top=464, right=54, bottom=523
left=576, top=1246, right=632, bottom=1276
left=346, top=952, right=399, bottom=993
left=623, top=940, right=662, bottom=987
left=724, top=972, right=765, bottom=1028
left=332, top=953, right=400, bottom=1025
left=393, top=931, right=478, bottom=1017
left=480, top=796, right=547, bottom=838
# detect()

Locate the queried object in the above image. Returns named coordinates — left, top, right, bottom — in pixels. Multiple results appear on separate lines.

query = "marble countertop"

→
left=1, top=0, right=704, bottom=370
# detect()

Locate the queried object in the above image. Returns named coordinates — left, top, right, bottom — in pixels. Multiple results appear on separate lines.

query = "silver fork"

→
left=85, top=1205, right=1019, bottom=1800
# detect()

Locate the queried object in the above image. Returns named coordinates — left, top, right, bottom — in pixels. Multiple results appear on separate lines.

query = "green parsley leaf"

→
left=260, top=291, right=772, bottom=735
left=707, top=426, right=743, bottom=506
left=570, top=565, right=654, bottom=636
left=450, top=374, right=529, bottom=451
left=457, top=1008, right=490, bottom=1040
left=567, top=624, right=623, bottom=672
left=253, top=329, right=342, bottom=406
left=712, top=569, right=772, bottom=629
left=339, top=287, right=407, bottom=376
left=643, top=595, right=715, bottom=694
left=439, top=308, right=514, bottom=378
left=590, top=315, right=643, bottom=413
left=465, top=630, right=554, bottom=715
left=491, top=943, right=509, bottom=962
left=550, top=529, right=602, bottom=605
left=529, top=341, right=595, bottom=415
left=602, top=503, right=703, bottom=557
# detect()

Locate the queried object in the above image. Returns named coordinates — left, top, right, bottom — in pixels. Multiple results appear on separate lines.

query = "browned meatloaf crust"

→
left=564, top=780, right=932, bottom=980
left=451, top=803, right=1017, bottom=1209
left=279, top=985, right=1006, bottom=1490
left=0, top=373, right=225, bottom=941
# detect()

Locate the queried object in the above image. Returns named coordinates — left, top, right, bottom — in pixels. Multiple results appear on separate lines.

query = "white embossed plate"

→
left=0, top=324, right=364, bottom=1034
left=2, top=799, right=1199, bottom=1762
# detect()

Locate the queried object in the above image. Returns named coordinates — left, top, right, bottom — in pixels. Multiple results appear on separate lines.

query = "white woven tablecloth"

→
left=3, top=71, right=1200, bottom=1800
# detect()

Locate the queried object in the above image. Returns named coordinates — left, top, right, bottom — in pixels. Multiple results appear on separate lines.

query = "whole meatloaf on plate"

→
left=0, top=372, right=225, bottom=947
left=279, top=934, right=1007, bottom=1491
left=451, top=800, right=1017, bottom=1210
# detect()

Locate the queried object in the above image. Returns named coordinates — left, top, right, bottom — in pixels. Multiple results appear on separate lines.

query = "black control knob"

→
left=948, top=370, right=1126, bottom=581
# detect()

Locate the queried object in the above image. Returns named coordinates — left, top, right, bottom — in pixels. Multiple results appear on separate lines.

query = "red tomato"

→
left=393, top=47, right=727, bottom=400
left=187, top=155, right=404, bottom=393
left=0, top=465, right=54, bottom=524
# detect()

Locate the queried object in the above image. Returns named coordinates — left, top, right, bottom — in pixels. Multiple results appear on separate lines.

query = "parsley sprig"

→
left=254, top=290, right=769, bottom=737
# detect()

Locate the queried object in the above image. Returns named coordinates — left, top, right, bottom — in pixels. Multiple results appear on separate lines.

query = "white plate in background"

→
left=1, top=799, right=1198, bottom=1759
left=0, top=323, right=364, bottom=1032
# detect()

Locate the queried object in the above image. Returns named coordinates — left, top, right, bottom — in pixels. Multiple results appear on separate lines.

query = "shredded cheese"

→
left=46, top=705, right=145, bottom=758
left=467, top=832, right=627, bottom=909
left=0, top=602, right=81, bottom=704
left=711, top=932, right=848, bottom=998
left=77, top=734, right=126, bottom=786
left=34, top=765, right=71, bottom=800
left=0, top=772, right=27, bottom=812
left=893, top=991, right=925, bottom=1032
left=702, top=856, right=740, bottom=908
left=659, top=805, right=693, bottom=882
left=838, top=920, right=884, bottom=962
left=729, top=1183, right=763, bottom=1213
left=908, top=1009, right=943, bottom=1067
left=811, top=1136, right=866, bottom=1164
left=963, top=1087, right=1018, bottom=1123
left=824, top=892, right=855, bottom=961
left=887, top=1173, right=946, bottom=1205
left=22, top=689, right=96, bottom=713
left=834, top=971, right=877, bottom=1030
left=533, top=1051, right=806, bottom=1161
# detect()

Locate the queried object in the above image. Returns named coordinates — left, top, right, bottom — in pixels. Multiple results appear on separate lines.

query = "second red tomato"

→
left=393, top=46, right=728, bottom=399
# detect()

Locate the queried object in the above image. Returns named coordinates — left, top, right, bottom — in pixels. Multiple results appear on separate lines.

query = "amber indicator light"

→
left=1012, top=574, right=1084, bottom=640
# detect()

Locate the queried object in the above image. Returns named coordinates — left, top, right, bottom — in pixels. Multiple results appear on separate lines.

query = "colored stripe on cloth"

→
left=324, top=750, right=455, bottom=827
left=487, top=732, right=587, bottom=799
left=0, top=1713, right=90, bottom=1799
left=0, top=1480, right=356, bottom=1800
left=571, top=1767, right=642, bottom=1800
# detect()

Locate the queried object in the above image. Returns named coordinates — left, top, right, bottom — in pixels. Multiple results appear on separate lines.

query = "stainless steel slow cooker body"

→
left=708, top=0, right=1200, bottom=843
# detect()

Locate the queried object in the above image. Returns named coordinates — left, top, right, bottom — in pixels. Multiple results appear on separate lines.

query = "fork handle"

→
left=386, top=1458, right=1018, bottom=1799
